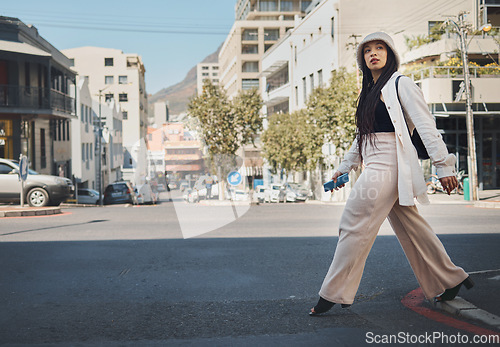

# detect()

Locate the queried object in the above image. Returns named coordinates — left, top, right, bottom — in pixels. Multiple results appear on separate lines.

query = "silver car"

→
left=0, top=158, right=74, bottom=207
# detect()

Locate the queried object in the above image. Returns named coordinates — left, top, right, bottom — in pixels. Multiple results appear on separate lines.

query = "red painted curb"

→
left=402, top=287, right=500, bottom=337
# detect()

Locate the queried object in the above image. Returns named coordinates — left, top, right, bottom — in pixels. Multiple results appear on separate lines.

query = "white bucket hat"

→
left=356, top=32, right=400, bottom=70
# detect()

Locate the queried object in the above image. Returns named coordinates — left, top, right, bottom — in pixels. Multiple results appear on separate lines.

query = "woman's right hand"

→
left=331, top=171, right=346, bottom=191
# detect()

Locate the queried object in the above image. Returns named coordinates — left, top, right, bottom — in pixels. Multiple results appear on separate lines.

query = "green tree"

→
left=306, top=68, right=358, bottom=155
left=232, top=87, right=263, bottom=147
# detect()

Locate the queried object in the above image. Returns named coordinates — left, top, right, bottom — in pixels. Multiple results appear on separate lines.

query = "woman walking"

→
left=310, top=32, right=473, bottom=316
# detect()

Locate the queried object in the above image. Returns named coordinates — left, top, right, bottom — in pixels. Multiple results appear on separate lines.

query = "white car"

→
left=0, top=158, right=74, bottom=207
left=255, top=185, right=266, bottom=203
left=135, top=183, right=158, bottom=205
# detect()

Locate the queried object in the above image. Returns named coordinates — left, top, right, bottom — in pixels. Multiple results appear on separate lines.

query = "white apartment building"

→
left=152, top=101, right=169, bottom=127
left=71, top=77, right=123, bottom=194
left=71, top=78, right=96, bottom=190
left=262, top=0, right=500, bottom=192
left=62, top=47, right=148, bottom=185
left=196, top=63, right=220, bottom=95
left=91, top=97, right=124, bottom=187
left=219, top=0, right=314, bottom=99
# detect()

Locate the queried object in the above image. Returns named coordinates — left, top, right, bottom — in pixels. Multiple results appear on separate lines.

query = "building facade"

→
left=196, top=63, right=220, bottom=95
left=0, top=16, right=76, bottom=177
left=219, top=0, right=313, bottom=99
left=62, top=47, right=148, bottom=185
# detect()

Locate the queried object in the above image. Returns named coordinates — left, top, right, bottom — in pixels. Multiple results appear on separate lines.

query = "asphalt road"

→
left=0, top=195, right=499, bottom=346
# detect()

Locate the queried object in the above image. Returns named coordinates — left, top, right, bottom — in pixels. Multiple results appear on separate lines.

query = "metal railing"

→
left=0, top=85, right=74, bottom=114
left=406, top=66, right=500, bottom=81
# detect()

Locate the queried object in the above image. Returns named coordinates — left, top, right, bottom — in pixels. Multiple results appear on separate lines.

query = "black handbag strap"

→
left=395, top=75, right=411, bottom=135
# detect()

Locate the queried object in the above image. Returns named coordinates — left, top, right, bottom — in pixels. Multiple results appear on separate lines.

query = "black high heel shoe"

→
left=435, top=276, right=475, bottom=302
left=309, top=297, right=351, bottom=316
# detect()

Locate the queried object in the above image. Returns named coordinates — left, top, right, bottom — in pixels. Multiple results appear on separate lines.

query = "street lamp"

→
left=96, top=86, right=111, bottom=206
left=445, top=13, right=491, bottom=201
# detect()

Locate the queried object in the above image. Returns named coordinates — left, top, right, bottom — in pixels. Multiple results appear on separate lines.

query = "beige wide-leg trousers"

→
left=319, top=133, right=468, bottom=305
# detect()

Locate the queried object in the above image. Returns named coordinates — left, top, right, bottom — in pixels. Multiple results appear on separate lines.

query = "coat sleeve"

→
left=337, top=137, right=362, bottom=174
left=398, top=77, right=456, bottom=178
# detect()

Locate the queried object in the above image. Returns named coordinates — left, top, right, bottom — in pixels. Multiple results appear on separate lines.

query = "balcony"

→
left=0, top=85, right=75, bottom=115
left=404, top=66, right=500, bottom=106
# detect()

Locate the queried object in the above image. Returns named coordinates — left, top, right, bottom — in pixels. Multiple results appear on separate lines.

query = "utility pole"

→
left=97, top=90, right=104, bottom=206
left=447, top=12, right=479, bottom=201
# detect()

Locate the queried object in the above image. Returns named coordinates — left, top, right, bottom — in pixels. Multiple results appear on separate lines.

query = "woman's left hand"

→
left=439, top=176, right=458, bottom=195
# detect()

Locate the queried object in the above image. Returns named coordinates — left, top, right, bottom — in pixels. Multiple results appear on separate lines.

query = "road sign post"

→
left=19, top=155, right=29, bottom=207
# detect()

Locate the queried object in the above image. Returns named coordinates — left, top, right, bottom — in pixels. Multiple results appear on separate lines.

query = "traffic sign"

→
left=227, top=171, right=242, bottom=186
left=19, top=155, right=28, bottom=181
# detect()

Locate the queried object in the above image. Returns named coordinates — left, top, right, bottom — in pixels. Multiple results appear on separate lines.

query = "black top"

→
left=373, top=99, right=395, bottom=133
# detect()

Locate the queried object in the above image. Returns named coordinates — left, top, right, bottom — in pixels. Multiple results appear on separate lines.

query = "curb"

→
left=474, top=201, right=500, bottom=209
left=0, top=206, right=61, bottom=218
left=433, top=297, right=500, bottom=331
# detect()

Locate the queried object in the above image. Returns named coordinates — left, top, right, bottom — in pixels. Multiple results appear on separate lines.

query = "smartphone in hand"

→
left=323, top=173, right=349, bottom=192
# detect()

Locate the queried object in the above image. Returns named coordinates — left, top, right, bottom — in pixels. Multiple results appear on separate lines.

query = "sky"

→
left=2, top=0, right=236, bottom=94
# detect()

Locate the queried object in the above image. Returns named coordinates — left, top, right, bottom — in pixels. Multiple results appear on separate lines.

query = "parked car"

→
left=135, top=183, right=158, bottom=205
left=182, top=188, right=200, bottom=203
left=285, top=182, right=311, bottom=202
left=103, top=182, right=138, bottom=205
left=268, top=184, right=286, bottom=203
left=0, top=158, right=74, bottom=207
left=76, top=188, right=100, bottom=205
left=255, top=185, right=266, bottom=203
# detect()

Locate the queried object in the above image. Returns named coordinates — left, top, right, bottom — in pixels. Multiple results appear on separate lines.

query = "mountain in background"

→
left=149, top=43, right=222, bottom=116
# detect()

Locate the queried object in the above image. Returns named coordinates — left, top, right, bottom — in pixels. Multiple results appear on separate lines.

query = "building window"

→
left=280, top=1, right=293, bottom=11
left=212, top=72, right=218, bottom=76
left=105, top=93, right=114, bottom=102
left=301, top=0, right=312, bottom=12
left=202, top=66, right=209, bottom=70
left=242, top=28, right=258, bottom=41
left=318, top=69, right=323, bottom=86
left=90, top=143, right=93, bottom=160
left=242, top=44, right=259, bottom=54
left=302, top=77, right=307, bottom=102
left=104, top=58, right=114, bottom=66
left=69, top=58, right=75, bottom=66
left=122, top=111, right=128, bottom=120
left=310, top=73, right=314, bottom=91
left=212, top=66, right=219, bottom=70
left=105, top=76, right=114, bottom=84
left=119, top=93, right=128, bottom=102
left=264, top=28, right=279, bottom=41
left=295, top=86, right=299, bottom=106
left=213, top=79, right=219, bottom=83
left=242, top=79, right=259, bottom=90
left=81, top=105, right=85, bottom=122
left=119, top=75, right=128, bottom=84
left=242, top=61, right=259, bottom=73
left=66, top=121, right=70, bottom=141
left=259, top=0, right=277, bottom=11
left=264, top=44, right=274, bottom=52
left=202, top=72, right=209, bottom=76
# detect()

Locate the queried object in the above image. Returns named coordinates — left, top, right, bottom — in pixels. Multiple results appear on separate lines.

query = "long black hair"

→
left=355, top=43, right=398, bottom=159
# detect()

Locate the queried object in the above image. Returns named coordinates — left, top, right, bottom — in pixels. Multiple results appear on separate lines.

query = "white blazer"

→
left=337, top=71, right=457, bottom=206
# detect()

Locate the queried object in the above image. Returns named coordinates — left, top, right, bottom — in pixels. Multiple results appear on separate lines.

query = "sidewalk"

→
left=0, top=205, right=62, bottom=218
